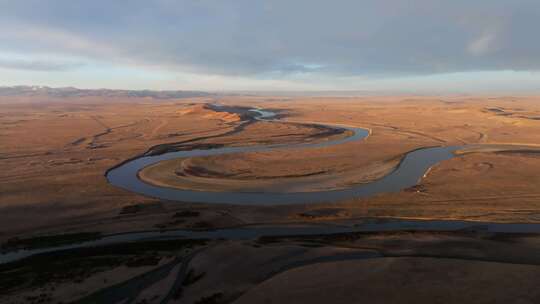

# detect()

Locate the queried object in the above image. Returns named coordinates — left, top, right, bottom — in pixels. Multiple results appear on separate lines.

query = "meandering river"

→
left=106, top=106, right=460, bottom=204
left=3, top=107, right=540, bottom=265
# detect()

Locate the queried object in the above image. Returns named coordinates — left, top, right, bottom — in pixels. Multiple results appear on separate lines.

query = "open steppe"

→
left=2, top=94, right=540, bottom=303
left=3, top=95, right=540, bottom=237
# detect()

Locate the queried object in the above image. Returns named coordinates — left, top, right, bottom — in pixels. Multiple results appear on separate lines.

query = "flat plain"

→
left=2, top=95, right=540, bottom=303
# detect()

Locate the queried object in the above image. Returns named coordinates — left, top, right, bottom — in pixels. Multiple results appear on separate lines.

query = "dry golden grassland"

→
left=2, top=95, right=540, bottom=240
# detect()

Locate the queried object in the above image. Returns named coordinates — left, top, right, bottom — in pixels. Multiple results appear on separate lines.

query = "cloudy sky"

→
left=1, top=0, right=539, bottom=92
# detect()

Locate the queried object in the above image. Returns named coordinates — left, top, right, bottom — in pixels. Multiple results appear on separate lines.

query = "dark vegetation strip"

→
left=0, top=239, right=207, bottom=296
left=74, top=257, right=183, bottom=304
left=1, top=232, right=103, bottom=251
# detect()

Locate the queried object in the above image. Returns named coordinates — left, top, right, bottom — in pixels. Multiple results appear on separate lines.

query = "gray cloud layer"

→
left=1, top=0, right=539, bottom=77
left=0, top=58, right=84, bottom=71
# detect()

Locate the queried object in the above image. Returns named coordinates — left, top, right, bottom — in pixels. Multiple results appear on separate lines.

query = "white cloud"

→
left=467, top=31, right=498, bottom=56
left=0, top=51, right=86, bottom=71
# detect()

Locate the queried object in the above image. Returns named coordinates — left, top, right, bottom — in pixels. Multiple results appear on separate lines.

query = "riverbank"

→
left=3, top=225, right=540, bottom=303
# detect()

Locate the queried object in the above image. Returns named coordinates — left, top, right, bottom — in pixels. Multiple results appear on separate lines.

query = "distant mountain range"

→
left=0, top=85, right=426, bottom=99
left=0, top=86, right=213, bottom=99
